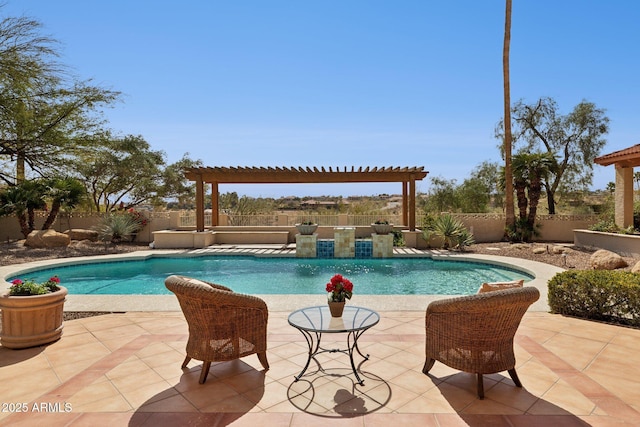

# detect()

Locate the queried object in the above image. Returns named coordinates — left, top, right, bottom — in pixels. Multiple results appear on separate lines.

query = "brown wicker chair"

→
left=165, top=275, right=269, bottom=384
left=422, top=286, right=540, bottom=399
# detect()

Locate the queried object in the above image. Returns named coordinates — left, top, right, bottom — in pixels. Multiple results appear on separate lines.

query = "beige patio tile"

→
left=391, top=368, right=440, bottom=395
left=462, top=397, right=525, bottom=415
left=109, top=368, right=166, bottom=393
left=199, top=393, right=257, bottom=413
left=137, top=393, right=198, bottom=412
left=118, top=380, right=178, bottom=408
left=535, top=379, right=596, bottom=416
left=72, top=394, right=133, bottom=413
left=45, top=341, right=111, bottom=368
left=66, top=379, right=121, bottom=407
left=1, top=309, right=638, bottom=426
left=542, top=333, right=608, bottom=371
left=396, top=393, right=458, bottom=414
left=180, top=380, right=240, bottom=409
left=247, top=379, right=290, bottom=409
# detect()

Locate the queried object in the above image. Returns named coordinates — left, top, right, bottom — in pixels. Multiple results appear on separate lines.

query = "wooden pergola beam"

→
left=184, top=165, right=428, bottom=231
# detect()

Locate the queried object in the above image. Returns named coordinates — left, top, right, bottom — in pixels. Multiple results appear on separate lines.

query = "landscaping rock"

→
left=632, top=261, right=640, bottom=273
left=552, top=245, right=569, bottom=254
left=532, top=246, right=547, bottom=254
left=65, top=228, right=99, bottom=241
left=589, top=249, right=628, bottom=270
left=24, top=229, right=71, bottom=248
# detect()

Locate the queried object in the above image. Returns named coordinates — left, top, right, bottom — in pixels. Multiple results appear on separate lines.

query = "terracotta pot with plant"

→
left=0, top=276, right=67, bottom=349
left=325, top=274, right=353, bottom=317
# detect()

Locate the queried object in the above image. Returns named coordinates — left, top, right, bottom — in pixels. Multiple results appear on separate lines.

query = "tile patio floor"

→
left=2, top=309, right=640, bottom=426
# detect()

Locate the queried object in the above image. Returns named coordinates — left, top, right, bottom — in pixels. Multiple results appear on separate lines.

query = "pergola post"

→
left=211, top=182, right=219, bottom=226
left=402, top=181, right=408, bottom=226
left=195, top=176, right=205, bottom=232
left=409, top=177, right=416, bottom=231
left=615, top=165, right=634, bottom=228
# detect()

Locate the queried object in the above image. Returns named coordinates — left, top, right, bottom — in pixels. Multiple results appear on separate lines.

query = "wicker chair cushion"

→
left=478, top=279, right=524, bottom=293
left=182, top=276, right=213, bottom=287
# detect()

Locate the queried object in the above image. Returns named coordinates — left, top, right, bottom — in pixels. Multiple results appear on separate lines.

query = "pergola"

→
left=184, top=166, right=429, bottom=231
left=594, top=144, right=640, bottom=228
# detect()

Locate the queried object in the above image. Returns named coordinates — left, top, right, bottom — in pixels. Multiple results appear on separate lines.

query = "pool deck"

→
left=3, top=246, right=640, bottom=426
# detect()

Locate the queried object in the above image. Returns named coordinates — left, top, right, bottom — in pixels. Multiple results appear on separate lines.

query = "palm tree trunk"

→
left=528, top=183, right=542, bottom=226
left=515, top=181, right=528, bottom=220
left=27, top=207, right=36, bottom=233
left=18, top=212, right=30, bottom=238
left=42, top=201, right=61, bottom=230
left=503, top=0, right=515, bottom=235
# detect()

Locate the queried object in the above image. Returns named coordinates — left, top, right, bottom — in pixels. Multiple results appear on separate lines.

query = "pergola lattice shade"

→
left=184, top=166, right=428, bottom=183
left=184, top=165, right=429, bottom=231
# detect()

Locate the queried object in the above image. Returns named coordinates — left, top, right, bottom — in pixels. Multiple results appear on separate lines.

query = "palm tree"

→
left=0, top=180, right=47, bottom=238
left=503, top=0, right=515, bottom=237
left=41, top=177, right=86, bottom=230
left=512, top=152, right=555, bottom=241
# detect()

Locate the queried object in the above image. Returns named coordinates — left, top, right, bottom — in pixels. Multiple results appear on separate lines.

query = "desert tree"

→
left=497, top=97, right=609, bottom=214
left=73, top=134, right=165, bottom=211
left=0, top=10, right=120, bottom=185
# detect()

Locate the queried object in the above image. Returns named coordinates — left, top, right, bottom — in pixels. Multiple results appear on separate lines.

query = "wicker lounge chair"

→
left=422, top=286, right=540, bottom=399
left=165, top=275, right=269, bottom=384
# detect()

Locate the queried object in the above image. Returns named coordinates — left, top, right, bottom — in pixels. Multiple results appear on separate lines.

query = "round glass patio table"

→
left=288, top=305, right=380, bottom=385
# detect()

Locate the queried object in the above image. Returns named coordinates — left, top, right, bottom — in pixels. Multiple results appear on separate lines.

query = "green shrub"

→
left=391, top=229, right=405, bottom=247
left=588, top=218, right=618, bottom=233
left=548, top=270, right=640, bottom=327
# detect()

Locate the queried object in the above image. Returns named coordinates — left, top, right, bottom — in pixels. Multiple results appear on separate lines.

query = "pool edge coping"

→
left=1, top=248, right=561, bottom=312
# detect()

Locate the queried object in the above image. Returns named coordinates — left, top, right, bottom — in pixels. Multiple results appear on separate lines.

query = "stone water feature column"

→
left=334, top=227, right=355, bottom=258
left=372, top=233, right=393, bottom=257
left=296, top=234, right=317, bottom=257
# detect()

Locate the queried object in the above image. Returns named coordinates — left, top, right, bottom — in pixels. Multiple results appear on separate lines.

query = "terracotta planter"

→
left=371, top=223, right=393, bottom=235
left=0, top=286, right=67, bottom=349
left=296, top=223, right=318, bottom=235
left=328, top=301, right=345, bottom=317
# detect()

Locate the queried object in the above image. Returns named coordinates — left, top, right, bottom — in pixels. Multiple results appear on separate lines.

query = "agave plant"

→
left=455, top=227, right=476, bottom=251
left=93, top=213, right=140, bottom=243
left=424, top=214, right=475, bottom=251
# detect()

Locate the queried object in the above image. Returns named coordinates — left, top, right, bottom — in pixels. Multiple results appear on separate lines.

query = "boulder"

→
left=552, top=245, right=569, bottom=254
left=25, top=229, right=71, bottom=248
left=589, top=249, right=628, bottom=270
left=65, top=228, right=99, bottom=241
left=632, top=261, right=640, bottom=273
left=532, top=246, right=547, bottom=254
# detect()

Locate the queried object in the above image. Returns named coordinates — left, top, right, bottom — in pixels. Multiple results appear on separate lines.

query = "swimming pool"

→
left=12, top=256, right=533, bottom=295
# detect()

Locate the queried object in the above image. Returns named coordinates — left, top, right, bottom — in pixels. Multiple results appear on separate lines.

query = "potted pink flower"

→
left=325, top=274, right=353, bottom=317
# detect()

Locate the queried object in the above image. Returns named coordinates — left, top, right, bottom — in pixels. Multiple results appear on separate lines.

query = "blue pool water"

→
left=11, top=256, right=533, bottom=296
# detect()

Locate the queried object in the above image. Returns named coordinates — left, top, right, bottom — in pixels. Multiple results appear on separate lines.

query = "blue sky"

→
left=3, top=1, right=639, bottom=197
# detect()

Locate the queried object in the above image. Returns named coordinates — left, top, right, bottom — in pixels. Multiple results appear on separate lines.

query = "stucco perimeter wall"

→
left=1, top=212, right=598, bottom=246
left=574, top=229, right=640, bottom=257
left=0, top=212, right=178, bottom=243
left=448, top=214, right=599, bottom=243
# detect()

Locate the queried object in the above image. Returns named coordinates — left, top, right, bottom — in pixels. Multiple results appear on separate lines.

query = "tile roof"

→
left=595, top=144, right=640, bottom=167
